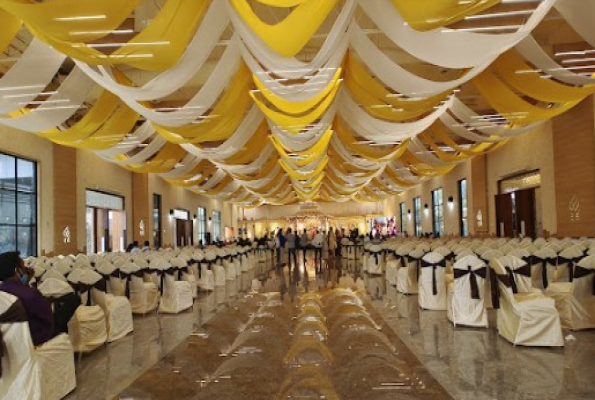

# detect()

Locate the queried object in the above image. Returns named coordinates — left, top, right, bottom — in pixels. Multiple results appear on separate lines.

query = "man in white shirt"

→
left=312, top=230, right=324, bottom=272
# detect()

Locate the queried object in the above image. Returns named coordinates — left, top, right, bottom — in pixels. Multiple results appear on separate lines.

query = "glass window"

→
left=413, top=197, right=422, bottom=238
left=399, top=202, right=407, bottom=235
left=197, top=207, right=206, bottom=243
left=212, top=210, right=222, bottom=242
left=0, top=152, right=37, bottom=256
left=432, top=188, right=444, bottom=237
left=459, top=179, right=469, bottom=237
left=153, top=194, right=162, bottom=249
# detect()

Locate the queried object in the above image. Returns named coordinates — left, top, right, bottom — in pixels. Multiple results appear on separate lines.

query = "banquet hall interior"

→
left=1, top=0, right=595, bottom=399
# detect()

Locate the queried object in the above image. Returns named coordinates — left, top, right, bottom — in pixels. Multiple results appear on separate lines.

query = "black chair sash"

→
left=557, top=256, right=582, bottom=283
left=158, top=269, right=177, bottom=296
left=73, top=279, right=107, bottom=306
left=421, top=259, right=447, bottom=295
left=489, top=270, right=514, bottom=309
left=0, top=299, right=28, bottom=378
left=573, top=266, right=595, bottom=296
left=370, top=251, right=381, bottom=266
left=453, top=265, right=487, bottom=299
left=120, top=270, right=146, bottom=298
left=529, top=257, right=555, bottom=289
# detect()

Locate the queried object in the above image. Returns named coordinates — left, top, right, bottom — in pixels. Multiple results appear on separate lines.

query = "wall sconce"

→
left=407, top=209, right=411, bottom=214
left=208, top=216, right=212, bottom=221
left=193, top=214, right=197, bottom=220
left=424, top=203, right=428, bottom=209
left=169, top=209, right=174, bottom=216
left=448, top=196, right=454, bottom=203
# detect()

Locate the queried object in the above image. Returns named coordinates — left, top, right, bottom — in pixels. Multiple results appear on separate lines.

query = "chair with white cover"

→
left=0, top=292, right=41, bottom=400
left=210, top=251, right=226, bottom=287
left=40, top=268, right=68, bottom=283
left=489, top=258, right=564, bottom=347
left=385, top=247, right=400, bottom=287
left=497, top=255, right=534, bottom=294
left=555, top=245, right=584, bottom=284
left=95, top=261, right=123, bottom=295
left=121, top=262, right=159, bottom=315
left=544, top=255, right=595, bottom=330
left=171, top=257, right=197, bottom=299
left=447, top=255, right=488, bottom=327
left=36, top=333, right=76, bottom=400
left=397, top=248, right=423, bottom=294
left=419, top=252, right=448, bottom=311
left=530, top=247, right=558, bottom=290
left=66, top=269, right=108, bottom=353
left=196, top=252, right=215, bottom=291
left=90, top=277, right=134, bottom=343
left=155, top=260, right=193, bottom=314
left=367, top=244, right=385, bottom=275
left=220, top=249, right=236, bottom=281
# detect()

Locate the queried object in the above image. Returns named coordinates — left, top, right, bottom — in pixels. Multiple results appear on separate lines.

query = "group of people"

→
left=256, top=226, right=351, bottom=272
left=125, top=240, right=151, bottom=253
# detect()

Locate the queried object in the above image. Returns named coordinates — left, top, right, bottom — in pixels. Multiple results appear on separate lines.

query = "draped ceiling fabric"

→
left=0, top=0, right=594, bottom=206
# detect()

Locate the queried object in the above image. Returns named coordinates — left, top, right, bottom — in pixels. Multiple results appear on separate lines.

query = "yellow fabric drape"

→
left=493, top=50, right=595, bottom=103
left=28, top=0, right=209, bottom=70
left=472, top=67, right=581, bottom=126
left=232, top=156, right=279, bottom=181
left=0, top=8, right=21, bottom=54
left=229, top=0, right=339, bottom=57
left=253, top=68, right=342, bottom=115
left=120, top=143, right=186, bottom=174
left=0, top=0, right=141, bottom=42
left=279, top=157, right=328, bottom=180
left=398, top=149, right=455, bottom=177
left=270, top=128, right=332, bottom=167
left=251, top=79, right=340, bottom=133
left=334, top=118, right=409, bottom=162
left=345, top=54, right=449, bottom=122
left=252, top=0, right=308, bottom=6
left=38, top=90, right=121, bottom=142
left=218, top=123, right=270, bottom=165
left=390, top=0, right=500, bottom=31
left=154, top=64, right=253, bottom=143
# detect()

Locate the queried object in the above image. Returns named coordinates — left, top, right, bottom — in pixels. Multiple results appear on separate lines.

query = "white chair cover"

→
left=419, top=252, right=448, bottom=311
left=123, top=262, right=160, bottom=315
left=91, top=287, right=133, bottom=343
left=36, top=333, right=76, bottom=400
left=67, top=304, right=107, bottom=353
left=366, top=245, right=385, bottom=275
left=448, top=255, right=488, bottom=327
left=545, top=255, right=595, bottom=331
left=396, top=248, right=422, bottom=294
left=531, top=247, right=558, bottom=290
left=156, top=260, right=194, bottom=314
left=172, top=257, right=198, bottom=299
left=497, top=255, right=533, bottom=294
left=385, top=256, right=400, bottom=286
left=490, top=259, right=564, bottom=347
left=0, top=292, right=41, bottom=400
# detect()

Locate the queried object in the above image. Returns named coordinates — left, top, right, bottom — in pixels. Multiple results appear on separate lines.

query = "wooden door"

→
left=176, top=219, right=186, bottom=247
left=495, top=193, right=514, bottom=237
left=515, top=188, right=536, bottom=238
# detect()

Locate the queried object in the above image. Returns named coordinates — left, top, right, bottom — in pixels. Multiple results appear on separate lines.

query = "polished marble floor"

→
left=64, top=254, right=595, bottom=400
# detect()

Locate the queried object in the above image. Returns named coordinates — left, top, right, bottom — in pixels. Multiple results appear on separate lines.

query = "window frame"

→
left=413, top=197, right=422, bottom=238
left=0, top=151, right=38, bottom=256
left=459, top=179, right=469, bottom=237
left=432, top=188, right=444, bottom=237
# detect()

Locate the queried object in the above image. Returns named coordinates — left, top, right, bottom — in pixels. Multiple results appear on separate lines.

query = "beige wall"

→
left=148, top=175, right=235, bottom=247
left=76, top=150, right=134, bottom=251
left=384, top=161, right=472, bottom=237
left=485, top=122, right=556, bottom=235
left=0, top=127, right=54, bottom=254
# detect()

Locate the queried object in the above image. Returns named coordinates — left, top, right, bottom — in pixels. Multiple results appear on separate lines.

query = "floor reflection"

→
left=64, top=255, right=595, bottom=400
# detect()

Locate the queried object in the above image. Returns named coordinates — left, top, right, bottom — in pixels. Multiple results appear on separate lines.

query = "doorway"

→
left=85, top=190, right=126, bottom=253
left=176, top=219, right=193, bottom=247
left=496, top=171, right=541, bottom=238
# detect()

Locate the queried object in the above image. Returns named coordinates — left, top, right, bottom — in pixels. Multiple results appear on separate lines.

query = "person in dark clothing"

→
left=0, top=251, right=54, bottom=346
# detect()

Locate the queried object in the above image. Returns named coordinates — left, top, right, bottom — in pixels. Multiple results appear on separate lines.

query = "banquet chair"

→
left=121, top=262, right=159, bottom=315
left=490, top=258, right=563, bottom=347
left=396, top=248, right=423, bottom=295
left=447, top=255, right=488, bottom=327
left=419, top=251, right=448, bottom=310
left=0, top=292, right=41, bottom=400
left=544, top=254, right=595, bottom=330
left=367, top=244, right=385, bottom=275
left=530, top=247, right=558, bottom=290
left=36, top=333, right=76, bottom=400
left=155, top=259, right=194, bottom=314
left=171, top=257, right=197, bottom=299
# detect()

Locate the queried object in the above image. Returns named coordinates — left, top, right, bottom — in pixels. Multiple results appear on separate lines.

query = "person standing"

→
left=286, top=228, right=297, bottom=271
left=328, top=227, right=337, bottom=260
left=313, top=230, right=324, bottom=272
left=275, top=228, right=285, bottom=264
left=300, top=228, right=309, bottom=266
